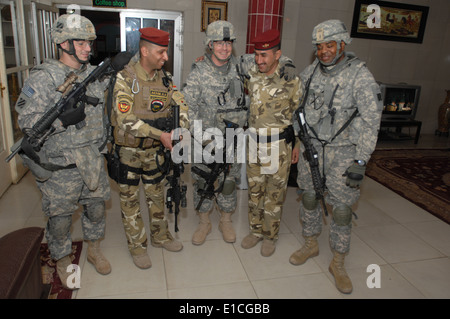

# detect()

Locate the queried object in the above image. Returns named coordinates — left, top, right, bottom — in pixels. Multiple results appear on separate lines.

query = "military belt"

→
left=249, top=125, right=294, bottom=144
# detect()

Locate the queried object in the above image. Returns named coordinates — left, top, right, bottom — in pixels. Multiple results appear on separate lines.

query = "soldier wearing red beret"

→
left=110, top=27, right=189, bottom=269
left=241, top=29, right=302, bottom=257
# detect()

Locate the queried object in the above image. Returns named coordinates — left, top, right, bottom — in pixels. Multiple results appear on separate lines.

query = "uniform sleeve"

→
left=290, top=76, right=303, bottom=144
left=15, top=69, right=65, bottom=134
left=112, top=71, right=163, bottom=140
left=181, top=64, right=202, bottom=136
left=291, top=76, right=303, bottom=112
left=352, top=67, right=383, bottom=162
left=171, top=90, right=189, bottom=130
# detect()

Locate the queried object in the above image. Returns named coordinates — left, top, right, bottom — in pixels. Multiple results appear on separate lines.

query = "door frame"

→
left=119, top=9, right=183, bottom=89
left=56, top=4, right=184, bottom=89
left=0, top=0, right=30, bottom=194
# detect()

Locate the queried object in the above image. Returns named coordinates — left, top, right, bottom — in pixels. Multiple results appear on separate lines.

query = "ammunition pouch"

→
left=20, top=153, right=53, bottom=182
left=106, top=145, right=121, bottom=183
left=106, top=144, right=167, bottom=185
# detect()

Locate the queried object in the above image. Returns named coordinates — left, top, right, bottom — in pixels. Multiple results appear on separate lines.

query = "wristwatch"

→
left=355, top=159, right=366, bottom=166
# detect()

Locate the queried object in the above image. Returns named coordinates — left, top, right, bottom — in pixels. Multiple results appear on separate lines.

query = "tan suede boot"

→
left=87, top=240, right=111, bottom=275
left=261, top=238, right=276, bottom=257
left=56, top=255, right=78, bottom=290
left=132, top=253, right=152, bottom=269
left=289, top=235, right=319, bottom=265
left=329, top=250, right=353, bottom=294
left=192, top=212, right=211, bottom=245
left=241, top=234, right=263, bottom=249
left=218, top=211, right=236, bottom=243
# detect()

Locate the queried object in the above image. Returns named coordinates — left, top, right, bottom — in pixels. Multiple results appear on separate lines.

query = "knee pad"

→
left=47, top=215, right=72, bottom=238
left=302, top=190, right=319, bottom=211
left=83, top=201, right=105, bottom=223
left=332, top=204, right=352, bottom=226
left=221, top=179, right=236, bottom=196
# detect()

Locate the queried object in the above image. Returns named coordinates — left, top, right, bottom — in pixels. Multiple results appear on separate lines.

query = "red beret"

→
left=139, top=27, right=169, bottom=47
left=252, top=29, right=281, bottom=50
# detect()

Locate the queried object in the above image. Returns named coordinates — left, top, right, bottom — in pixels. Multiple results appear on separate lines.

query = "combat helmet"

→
left=50, top=14, right=96, bottom=64
left=312, top=19, right=351, bottom=46
left=204, top=20, right=236, bottom=46
left=50, top=14, right=96, bottom=44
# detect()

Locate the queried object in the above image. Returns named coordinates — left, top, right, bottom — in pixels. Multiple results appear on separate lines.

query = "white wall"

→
left=44, top=0, right=450, bottom=134
left=291, top=0, right=450, bottom=134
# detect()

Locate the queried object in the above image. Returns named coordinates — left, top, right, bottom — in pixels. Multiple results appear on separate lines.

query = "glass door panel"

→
left=120, top=10, right=183, bottom=88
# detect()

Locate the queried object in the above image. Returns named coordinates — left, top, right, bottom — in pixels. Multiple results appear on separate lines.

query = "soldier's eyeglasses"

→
left=214, top=41, right=233, bottom=48
left=74, top=40, right=93, bottom=48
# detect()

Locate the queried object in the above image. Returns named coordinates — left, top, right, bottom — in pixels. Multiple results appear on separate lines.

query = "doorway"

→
left=61, top=7, right=183, bottom=89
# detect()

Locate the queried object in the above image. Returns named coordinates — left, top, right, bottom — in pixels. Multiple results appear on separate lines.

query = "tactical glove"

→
left=279, top=62, right=297, bottom=81
left=343, top=162, right=366, bottom=188
left=58, top=101, right=86, bottom=128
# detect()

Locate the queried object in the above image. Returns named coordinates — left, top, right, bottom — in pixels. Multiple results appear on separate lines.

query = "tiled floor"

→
left=0, top=134, right=449, bottom=299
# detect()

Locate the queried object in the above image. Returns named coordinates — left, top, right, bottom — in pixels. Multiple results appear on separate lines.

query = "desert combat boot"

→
left=56, top=255, right=77, bottom=290
left=218, top=211, right=236, bottom=243
left=192, top=212, right=212, bottom=245
left=289, top=235, right=319, bottom=265
left=87, top=240, right=111, bottom=275
left=329, top=250, right=353, bottom=294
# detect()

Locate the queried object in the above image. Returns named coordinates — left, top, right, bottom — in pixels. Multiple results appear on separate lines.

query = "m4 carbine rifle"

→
left=191, top=119, right=239, bottom=211
left=162, top=104, right=187, bottom=232
left=294, top=104, right=329, bottom=217
left=6, top=51, right=132, bottom=163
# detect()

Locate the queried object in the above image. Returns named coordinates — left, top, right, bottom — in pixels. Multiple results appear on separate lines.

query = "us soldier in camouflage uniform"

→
left=15, top=14, right=112, bottom=290
left=111, top=27, right=189, bottom=269
left=240, top=29, right=302, bottom=257
left=289, top=20, right=383, bottom=294
left=182, top=21, right=248, bottom=245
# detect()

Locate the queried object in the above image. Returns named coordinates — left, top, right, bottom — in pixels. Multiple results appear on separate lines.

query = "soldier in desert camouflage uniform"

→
left=289, top=20, right=383, bottom=294
left=111, top=27, right=189, bottom=269
left=15, top=14, right=112, bottom=289
left=240, top=29, right=302, bottom=257
left=182, top=21, right=248, bottom=245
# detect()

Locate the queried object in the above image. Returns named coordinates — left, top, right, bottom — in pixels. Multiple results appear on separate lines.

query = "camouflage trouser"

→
left=192, top=162, right=240, bottom=213
left=246, top=139, right=292, bottom=240
left=37, top=166, right=110, bottom=261
left=297, top=143, right=359, bottom=254
left=118, top=146, right=172, bottom=256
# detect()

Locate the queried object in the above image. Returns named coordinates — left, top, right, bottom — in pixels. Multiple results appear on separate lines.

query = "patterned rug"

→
left=366, top=148, right=450, bottom=224
left=40, top=241, right=83, bottom=299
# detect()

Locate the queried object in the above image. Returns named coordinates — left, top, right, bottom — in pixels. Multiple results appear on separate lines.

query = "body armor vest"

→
left=304, top=54, right=364, bottom=145
left=113, top=65, right=174, bottom=148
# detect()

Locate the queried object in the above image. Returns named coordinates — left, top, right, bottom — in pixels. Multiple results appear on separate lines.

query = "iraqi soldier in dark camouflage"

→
left=111, top=27, right=189, bottom=269
left=289, top=20, right=383, bottom=294
left=182, top=21, right=248, bottom=245
left=15, top=14, right=112, bottom=290
left=240, top=29, right=302, bottom=258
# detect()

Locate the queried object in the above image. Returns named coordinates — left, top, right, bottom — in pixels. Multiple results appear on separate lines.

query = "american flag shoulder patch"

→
left=22, top=84, right=35, bottom=98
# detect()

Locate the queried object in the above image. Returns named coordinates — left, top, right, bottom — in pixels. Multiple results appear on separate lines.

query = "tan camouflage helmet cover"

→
left=50, top=14, right=97, bottom=44
left=204, top=20, right=236, bottom=46
left=312, top=19, right=351, bottom=46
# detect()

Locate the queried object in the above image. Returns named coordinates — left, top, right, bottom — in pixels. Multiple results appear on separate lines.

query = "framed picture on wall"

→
left=350, top=0, right=429, bottom=43
left=201, top=0, right=228, bottom=32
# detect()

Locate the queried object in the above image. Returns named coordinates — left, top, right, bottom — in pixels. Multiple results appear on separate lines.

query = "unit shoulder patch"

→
left=117, top=94, right=132, bottom=113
